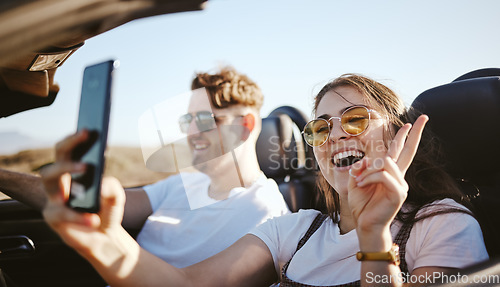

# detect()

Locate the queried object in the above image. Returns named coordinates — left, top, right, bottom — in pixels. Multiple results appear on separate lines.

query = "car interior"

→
left=408, top=69, right=500, bottom=286
left=410, top=68, right=500, bottom=258
left=1, top=1, right=500, bottom=286
left=256, top=106, right=325, bottom=213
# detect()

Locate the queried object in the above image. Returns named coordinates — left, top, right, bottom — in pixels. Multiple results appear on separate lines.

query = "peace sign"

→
left=347, top=114, right=429, bottom=233
left=388, top=114, right=429, bottom=175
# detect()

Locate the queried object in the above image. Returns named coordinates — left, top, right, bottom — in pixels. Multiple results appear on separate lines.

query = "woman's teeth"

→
left=332, top=150, right=364, bottom=167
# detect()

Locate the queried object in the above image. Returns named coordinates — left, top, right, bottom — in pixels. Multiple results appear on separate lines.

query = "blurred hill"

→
left=0, top=131, right=52, bottom=155
left=0, top=146, right=172, bottom=198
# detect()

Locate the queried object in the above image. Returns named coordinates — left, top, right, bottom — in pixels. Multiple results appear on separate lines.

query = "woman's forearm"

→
left=79, top=226, right=193, bottom=287
left=358, top=227, right=403, bottom=287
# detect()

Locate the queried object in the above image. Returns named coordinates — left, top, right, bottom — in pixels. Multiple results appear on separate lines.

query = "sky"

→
left=2, top=0, right=500, bottom=154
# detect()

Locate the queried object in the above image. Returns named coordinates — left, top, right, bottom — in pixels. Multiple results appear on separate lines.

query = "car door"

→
left=0, top=197, right=106, bottom=287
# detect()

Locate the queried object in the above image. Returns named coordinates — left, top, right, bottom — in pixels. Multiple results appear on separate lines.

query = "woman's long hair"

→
left=313, top=74, right=473, bottom=224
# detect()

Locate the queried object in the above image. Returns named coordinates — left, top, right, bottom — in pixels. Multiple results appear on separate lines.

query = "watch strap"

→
left=356, top=243, right=400, bottom=265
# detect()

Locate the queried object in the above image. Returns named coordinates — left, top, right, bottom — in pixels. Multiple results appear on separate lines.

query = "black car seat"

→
left=256, top=106, right=325, bottom=212
left=410, top=68, right=500, bottom=258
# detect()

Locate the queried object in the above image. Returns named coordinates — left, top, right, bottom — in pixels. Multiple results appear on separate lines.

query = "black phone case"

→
left=68, top=60, right=115, bottom=213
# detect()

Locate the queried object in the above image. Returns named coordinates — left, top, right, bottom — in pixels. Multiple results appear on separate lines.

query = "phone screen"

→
left=69, top=60, right=116, bottom=213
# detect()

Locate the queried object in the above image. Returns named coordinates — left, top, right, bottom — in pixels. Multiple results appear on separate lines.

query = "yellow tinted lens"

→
left=304, top=119, right=330, bottom=146
left=341, top=107, right=369, bottom=135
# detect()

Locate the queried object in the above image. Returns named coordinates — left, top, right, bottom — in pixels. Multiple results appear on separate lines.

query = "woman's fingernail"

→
left=75, top=163, right=86, bottom=171
left=82, top=214, right=95, bottom=227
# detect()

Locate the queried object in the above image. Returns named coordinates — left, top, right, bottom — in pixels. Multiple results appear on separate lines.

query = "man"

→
left=0, top=66, right=290, bottom=267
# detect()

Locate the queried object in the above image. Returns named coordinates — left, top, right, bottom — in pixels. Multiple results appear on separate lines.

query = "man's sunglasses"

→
left=178, top=111, right=218, bottom=133
left=302, top=105, right=374, bottom=147
left=178, top=111, right=245, bottom=133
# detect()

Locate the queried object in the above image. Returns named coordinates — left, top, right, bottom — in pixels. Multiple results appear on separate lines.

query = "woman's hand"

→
left=347, top=115, right=428, bottom=237
left=40, top=130, right=126, bottom=255
left=40, top=131, right=277, bottom=287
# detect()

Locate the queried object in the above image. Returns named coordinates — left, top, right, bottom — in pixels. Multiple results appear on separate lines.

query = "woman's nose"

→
left=328, top=119, right=348, bottom=143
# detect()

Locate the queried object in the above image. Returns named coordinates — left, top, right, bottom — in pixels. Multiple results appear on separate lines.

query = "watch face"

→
left=391, top=244, right=400, bottom=266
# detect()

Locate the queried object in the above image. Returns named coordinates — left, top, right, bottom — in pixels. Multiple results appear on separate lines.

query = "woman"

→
left=41, top=74, right=488, bottom=286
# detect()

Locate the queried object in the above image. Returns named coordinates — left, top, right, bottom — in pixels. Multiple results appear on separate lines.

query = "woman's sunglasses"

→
left=302, top=105, right=374, bottom=147
left=178, top=111, right=217, bottom=133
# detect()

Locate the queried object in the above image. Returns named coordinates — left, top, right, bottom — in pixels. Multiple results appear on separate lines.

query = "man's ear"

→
left=238, top=113, right=255, bottom=141
left=242, top=114, right=255, bottom=132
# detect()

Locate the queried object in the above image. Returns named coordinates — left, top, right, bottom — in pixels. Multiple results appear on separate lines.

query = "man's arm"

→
left=0, top=168, right=153, bottom=230
left=122, top=187, right=153, bottom=230
left=0, top=168, right=47, bottom=210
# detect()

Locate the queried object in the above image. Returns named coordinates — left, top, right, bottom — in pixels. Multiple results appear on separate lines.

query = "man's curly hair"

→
left=191, top=66, right=263, bottom=110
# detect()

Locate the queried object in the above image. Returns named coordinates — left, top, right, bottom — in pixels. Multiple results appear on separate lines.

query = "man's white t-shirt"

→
left=250, top=198, right=489, bottom=286
left=136, top=172, right=290, bottom=268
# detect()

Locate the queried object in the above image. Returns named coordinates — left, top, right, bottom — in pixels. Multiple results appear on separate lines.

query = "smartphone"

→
left=68, top=60, right=116, bottom=213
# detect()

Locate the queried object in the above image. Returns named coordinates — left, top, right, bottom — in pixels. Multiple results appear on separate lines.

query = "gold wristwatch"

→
left=356, top=243, right=400, bottom=266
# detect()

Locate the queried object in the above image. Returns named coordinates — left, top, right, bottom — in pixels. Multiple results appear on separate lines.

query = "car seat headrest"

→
left=453, top=68, right=500, bottom=82
left=267, top=106, right=315, bottom=171
left=256, top=114, right=299, bottom=181
left=411, top=76, right=500, bottom=184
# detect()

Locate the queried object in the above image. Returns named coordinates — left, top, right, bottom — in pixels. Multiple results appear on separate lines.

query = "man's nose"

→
left=187, top=118, right=200, bottom=134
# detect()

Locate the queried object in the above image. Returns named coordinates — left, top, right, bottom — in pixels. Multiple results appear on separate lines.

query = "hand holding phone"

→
left=69, top=60, right=116, bottom=213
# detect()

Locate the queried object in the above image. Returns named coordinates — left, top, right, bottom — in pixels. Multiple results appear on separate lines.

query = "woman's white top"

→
left=250, top=198, right=489, bottom=286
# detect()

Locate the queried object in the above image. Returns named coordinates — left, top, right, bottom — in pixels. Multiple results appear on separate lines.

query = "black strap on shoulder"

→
left=281, top=213, right=328, bottom=277
left=393, top=221, right=414, bottom=275
left=295, top=213, right=329, bottom=252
